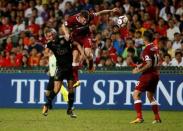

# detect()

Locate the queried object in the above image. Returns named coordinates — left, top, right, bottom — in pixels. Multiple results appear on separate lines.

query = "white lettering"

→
left=28, top=80, right=36, bottom=104
left=144, top=92, right=151, bottom=105
left=157, top=81, right=174, bottom=105
left=56, top=92, right=64, bottom=104
left=177, top=82, right=183, bottom=105
left=124, top=80, right=137, bottom=105
left=93, top=80, right=106, bottom=105
left=107, top=80, right=123, bottom=105
left=38, top=80, right=48, bottom=104
left=11, top=79, right=27, bottom=104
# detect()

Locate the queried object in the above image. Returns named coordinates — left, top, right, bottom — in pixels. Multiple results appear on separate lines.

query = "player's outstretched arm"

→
left=95, top=8, right=120, bottom=16
left=61, top=24, right=70, bottom=41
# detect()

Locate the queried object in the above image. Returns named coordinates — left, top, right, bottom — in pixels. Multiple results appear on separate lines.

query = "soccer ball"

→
left=116, top=15, right=128, bottom=28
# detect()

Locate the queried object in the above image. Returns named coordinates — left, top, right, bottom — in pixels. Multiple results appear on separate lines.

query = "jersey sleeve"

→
left=64, top=15, right=76, bottom=28
left=89, top=13, right=97, bottom=21
left=143, top=48, right=152, bottom=62
left=45, top=41, right=53, bottom=49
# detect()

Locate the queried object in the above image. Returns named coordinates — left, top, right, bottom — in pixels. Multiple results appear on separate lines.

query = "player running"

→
left=130, top=30, right=161, bottom=124
left=42, top=28, right=76, bottom=118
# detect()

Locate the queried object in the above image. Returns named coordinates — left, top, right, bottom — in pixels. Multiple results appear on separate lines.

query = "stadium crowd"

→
left=0, top=0, right=183, bottom=68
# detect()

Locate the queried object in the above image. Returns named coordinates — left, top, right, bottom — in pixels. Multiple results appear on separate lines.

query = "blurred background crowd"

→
left=0, top=0, right=183, bottom=68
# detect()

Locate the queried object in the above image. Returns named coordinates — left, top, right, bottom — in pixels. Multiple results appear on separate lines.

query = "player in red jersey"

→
left=63, top=8, right=119, bottom=85
left=130, top=30, right=161, bottom=124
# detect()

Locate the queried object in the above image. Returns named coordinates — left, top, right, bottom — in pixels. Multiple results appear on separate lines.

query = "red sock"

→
left=152, top=104, right=160, bottom=120
left=73, top=66, right=79, bottom=82
left=134, top=100, right=143, bottom=119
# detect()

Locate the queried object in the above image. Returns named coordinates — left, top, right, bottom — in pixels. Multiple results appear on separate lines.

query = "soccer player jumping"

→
left=130, top=30, right=161, bottom=124
left=63, top=8, right=120, bottom=74
left=42, top=28, right=76, bottom=118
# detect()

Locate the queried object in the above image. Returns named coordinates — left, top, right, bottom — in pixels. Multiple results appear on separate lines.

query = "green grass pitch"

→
left=0, top=108, right=183, bottom=131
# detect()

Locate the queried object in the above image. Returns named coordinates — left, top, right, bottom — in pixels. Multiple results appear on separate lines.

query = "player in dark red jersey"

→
left=130, top=30, right=161, bottom=124
left=63, top=8, right=119, bottom=85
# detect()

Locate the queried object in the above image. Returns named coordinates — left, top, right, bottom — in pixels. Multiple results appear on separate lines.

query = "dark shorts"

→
left=46, top=76, right=54, bottom=91
left=135, top=73, right=159, bottom=93
left=54, top=66, right=73, bottom=81
left=72, top=44, right=78, bottom=51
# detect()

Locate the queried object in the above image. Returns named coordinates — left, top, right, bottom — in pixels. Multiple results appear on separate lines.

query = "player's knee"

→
left=84, top=49, right=91, bottom=57
left=147, top=92, right=154, bottom=102
left=147, top=96, right=154, bottom=103
left=54, top=83, right=61, bottom=93
left=132, top=93, right=137, bottom=100
left=86, top=56, right=91, bottom=60
left=133, top=91, right=140, bottom=100
left=73, top=51, right=79, bottom=57
left=86, top=53, right=93, bottom=60
left=85, top=52, right=90, bottom=58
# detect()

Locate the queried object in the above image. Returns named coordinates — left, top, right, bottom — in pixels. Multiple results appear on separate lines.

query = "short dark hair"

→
left=174, top=32, right=180, bottom=36
left=32, top=8, right=38, bottom=12
left=164, top=53, right=171, bottom=59
left=127, top=47, right=135, bottom=54
left=135, top=31, right=142, bottom=35
left=175, top=50, right=183, bottom=57
left=80, top=10, right=90, bottom=20
left=143, top=30, right=154, bottom=42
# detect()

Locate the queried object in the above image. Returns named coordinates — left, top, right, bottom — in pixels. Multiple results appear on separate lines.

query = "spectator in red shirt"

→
left=146, top=0, right=159, bottom=21
left=15, top=46, right=23, bottom=67
left=155, top=18, right=168, bottom=37
left=142, top=13, right=152, bottom=29
left=105, top=38, right=117, bottom=63
left=0, top=17, right=13, bottom=37
left=8, top=53, right=20, bottom=67
left=0, top=52, right=5, bottom=67
left=27, top=16, right=40, bottom=36
left=5, top=37, right=13, bottom=52
left=28, top=48, right=40, bottom=67
left=3, top=52, right=11, bottom=67
left=3, top=52, right=19, bottom=67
